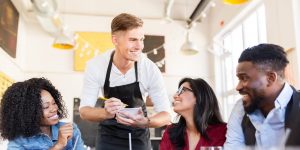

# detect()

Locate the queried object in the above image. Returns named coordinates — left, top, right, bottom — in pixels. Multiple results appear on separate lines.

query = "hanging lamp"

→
left=52, top=29, right=75, bottom=50
left=52, top=34, right=75, bottom=49
left=31, top=0, right=75, bottom=50
left=181, top=30, right=199, bottom=55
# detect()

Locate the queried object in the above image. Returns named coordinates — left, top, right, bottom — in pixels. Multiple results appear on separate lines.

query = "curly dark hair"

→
left=0, top=77, right=68, bottom=140
left=168, top=78, right=224, bottom=149
left=238, top=43, right=289, bottom=78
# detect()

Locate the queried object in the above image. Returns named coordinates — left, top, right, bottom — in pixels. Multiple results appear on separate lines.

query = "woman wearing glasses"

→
left=160, top=78, right=226, bottom=150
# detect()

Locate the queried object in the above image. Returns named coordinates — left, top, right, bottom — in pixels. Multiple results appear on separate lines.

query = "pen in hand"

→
left=99, top=97, right=128, bottom=107
left=99, top=97, right=109, bottom=101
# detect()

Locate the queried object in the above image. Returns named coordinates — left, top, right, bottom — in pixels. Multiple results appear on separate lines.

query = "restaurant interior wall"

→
left=1, top=12, right=213, bottom=121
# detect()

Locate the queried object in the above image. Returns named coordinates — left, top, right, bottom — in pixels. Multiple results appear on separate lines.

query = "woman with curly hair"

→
left=160, top=78, right=226, bottom=150
left=0, top=77, right=85, bottom=150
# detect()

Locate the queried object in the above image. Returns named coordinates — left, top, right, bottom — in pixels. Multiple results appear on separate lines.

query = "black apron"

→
left=96, top=51, right=151, bottom=150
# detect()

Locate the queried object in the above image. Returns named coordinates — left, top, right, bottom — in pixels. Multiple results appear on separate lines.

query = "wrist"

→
left=104, top=107, right=114, bottom=119
left=145, top=117, right=151, bottom=128
left=51, top=143, right=64, bottom=150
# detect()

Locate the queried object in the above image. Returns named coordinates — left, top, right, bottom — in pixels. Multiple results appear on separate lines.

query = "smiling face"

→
left=173, top=82, right=196, bottom=115
left=112, top=27, right=145, bottom=62
left=236, top=61, right=269, bottom=114
left=40, top=90, right=59, bottom=126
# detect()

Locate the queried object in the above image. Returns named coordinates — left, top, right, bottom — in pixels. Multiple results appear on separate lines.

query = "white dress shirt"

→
left=80, top=50, right=171, bottom=113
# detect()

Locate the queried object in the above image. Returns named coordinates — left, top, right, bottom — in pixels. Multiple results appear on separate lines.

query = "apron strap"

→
left=135, top=61, right=138, bottom=82
left=103, top=51, right=114, bottom=98
left=104, top=51, right=138, bottom=97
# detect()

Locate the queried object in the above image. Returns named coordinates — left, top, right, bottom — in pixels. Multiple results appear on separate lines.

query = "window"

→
left=217, top=4, right=267, bottom=121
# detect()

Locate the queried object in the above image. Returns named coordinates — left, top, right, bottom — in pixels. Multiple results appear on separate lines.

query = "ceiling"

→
left=12, top=0, right=224, bottom=25
left=56, top=0, right=201, bottom=21
left=11, top=0, right=225, bottom=37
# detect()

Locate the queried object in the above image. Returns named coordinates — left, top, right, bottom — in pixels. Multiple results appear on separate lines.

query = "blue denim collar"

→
left=51, top=122, right=61, bottom=141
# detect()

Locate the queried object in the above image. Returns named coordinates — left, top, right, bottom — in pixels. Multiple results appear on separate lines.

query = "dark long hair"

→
left=0, top=77, right=67, bottom=140
left=168, top=78, right=224, bottom=149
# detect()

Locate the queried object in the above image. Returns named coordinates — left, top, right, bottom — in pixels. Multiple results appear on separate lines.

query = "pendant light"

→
left=180, top=0, right=216, bottom=55
left=52, top=32, right=75, bottom=49
left=31, top=0, right=75, bottom=50
left=223, top=0, right=249, bottom=5
left=181, top=30, right=199, bottom=55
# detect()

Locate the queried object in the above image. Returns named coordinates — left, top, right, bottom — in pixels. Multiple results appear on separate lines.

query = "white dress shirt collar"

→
left=274, top=82, right=293, bottom=109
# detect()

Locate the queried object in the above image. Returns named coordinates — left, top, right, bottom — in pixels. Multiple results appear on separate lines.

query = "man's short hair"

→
left=111, top=13, right=143, bottom=33
left=238, top=43, right=289, bottom=78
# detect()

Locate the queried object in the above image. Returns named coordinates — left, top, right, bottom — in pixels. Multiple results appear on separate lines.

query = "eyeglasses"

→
left=176, top=86, right=193, bottom=96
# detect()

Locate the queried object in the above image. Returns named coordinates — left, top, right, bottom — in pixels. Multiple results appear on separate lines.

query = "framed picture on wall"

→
left=143, top=35, right=166, bottom=73
left=0, top=0, right=19, bottom=58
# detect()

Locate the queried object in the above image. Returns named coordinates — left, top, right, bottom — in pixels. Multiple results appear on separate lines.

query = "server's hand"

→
left=116, top=108, right=149, bottom=128
left=104, top=97, right=124, bottom=119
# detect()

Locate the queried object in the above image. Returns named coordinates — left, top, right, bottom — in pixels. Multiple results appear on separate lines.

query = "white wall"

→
left=293, top=0, right=300, bottom=84
left=264, top=0, right=296, bottom=48
left=0, top=49, right=23, bottom=81
left=1, top=13, right=213, bottom=121
left=0, top=17, right=27, bottom=81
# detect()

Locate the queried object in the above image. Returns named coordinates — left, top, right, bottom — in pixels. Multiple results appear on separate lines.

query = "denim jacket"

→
left=8, top=122, right=85, bottom=150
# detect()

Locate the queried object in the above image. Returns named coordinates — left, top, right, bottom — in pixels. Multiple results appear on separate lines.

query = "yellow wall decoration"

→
left=74, top=32, right=114, bottom=71
left=0, top=71, right=14, bottom=101
left=223, top=0, right=249, bottom=5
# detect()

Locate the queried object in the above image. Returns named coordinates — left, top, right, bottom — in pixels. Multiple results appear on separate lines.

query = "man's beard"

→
left=243, top=97, right=260, bottom=114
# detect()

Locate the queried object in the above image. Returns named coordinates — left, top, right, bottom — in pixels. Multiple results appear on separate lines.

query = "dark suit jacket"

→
left=286, top=89, right=300, bottom=146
